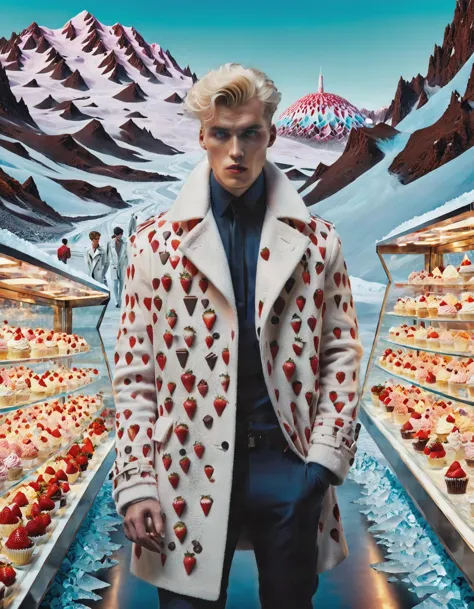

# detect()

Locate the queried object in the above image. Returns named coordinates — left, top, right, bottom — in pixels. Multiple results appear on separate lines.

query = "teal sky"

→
left=0, top=0, right=456, bottom=112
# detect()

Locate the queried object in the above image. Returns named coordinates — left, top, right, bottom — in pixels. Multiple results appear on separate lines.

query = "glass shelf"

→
left=380, top=337, right=474, bottom=359
left=374, top=363, right=474, bottom=406
left=0, top=400, right=113, bottom=501
left=361, top=398, right=474, bottom=534
left=0, top=348, right=90, bottom=366
left=394, top=282, right=474, bottom=289
left=0, top=376, right=103, bottom=414
left=387, top=311, right=474, bottom=323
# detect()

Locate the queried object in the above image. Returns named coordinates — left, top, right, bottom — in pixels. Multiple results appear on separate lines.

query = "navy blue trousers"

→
left=158, top=427, right=327, bottom=609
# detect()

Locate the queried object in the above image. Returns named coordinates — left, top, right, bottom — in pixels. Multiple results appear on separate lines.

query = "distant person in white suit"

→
left=107, top=226, right=128, bottom=307
left=128, top=214, right=138, bottom=237
left=84, top=230, right=109, bottom=285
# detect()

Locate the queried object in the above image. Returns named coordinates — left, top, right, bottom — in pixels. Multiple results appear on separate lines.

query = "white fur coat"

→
left=111, top=157, right=364, bottom=601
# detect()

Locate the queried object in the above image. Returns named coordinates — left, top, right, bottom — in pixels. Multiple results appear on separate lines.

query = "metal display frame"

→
left=361, top=203, right=474, bottom=588
left=0, top=241, right=115, bottom=608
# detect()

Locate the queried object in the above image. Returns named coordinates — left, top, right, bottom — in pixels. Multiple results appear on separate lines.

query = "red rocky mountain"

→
left=302, top=124, right=399, bottom=205
left=386, top=0, right=473, bottom=126
left=389, top=91, right=474, bottom=184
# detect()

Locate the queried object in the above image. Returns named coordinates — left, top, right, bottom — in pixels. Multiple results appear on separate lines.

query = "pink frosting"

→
left=8, top=443, right=22, bottom=457
left=394, top=404, right=408, bottom=416
left=21, top=444, right=38, bottom=458
left=409, top=416, right=424, bottom=432
left=465, top=443, right=474, bottom=460
left=4, top=452, right=21, bottom=469
left=0, top=465, right=8, bottom=481
left=439, top=331, right=454, bottom=342
left=438, top=304, right=457, bottom=316
left=0, top=439, right=9, bottom=450
left=449, top=370, right=469, bottom=384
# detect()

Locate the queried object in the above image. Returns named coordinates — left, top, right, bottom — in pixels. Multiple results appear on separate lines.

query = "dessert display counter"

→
left=0, top=241, right=115, bottom=608
left=361, top=203, right=474, bottom=588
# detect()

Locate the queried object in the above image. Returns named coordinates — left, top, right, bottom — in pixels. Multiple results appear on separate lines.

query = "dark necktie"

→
left=229, top=201, right=246, bottom=319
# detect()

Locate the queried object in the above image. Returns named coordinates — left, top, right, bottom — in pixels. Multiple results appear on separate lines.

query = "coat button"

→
left=221, top=441, right=229, bottom=451
left=179, top=448, right=186, bottom=456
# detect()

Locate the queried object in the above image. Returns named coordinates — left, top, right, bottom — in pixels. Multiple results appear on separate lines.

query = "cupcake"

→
left=460, top=297, right=474, bottom=320
left=449, top=369, right=469, bottom=395
left=435, top=413, right=456, bottom=442
left=0, top=464, right=8, bottom=490
left=3, top=527, right=35, bottom=566
left=405, top=298, right=417, bottom=317
left=12, top=491, right=31, bottom=520
left=0, top=377, right=16, bottom=408
left=65, top=462, right=80, bottom=484
left=436, top=367, right=451, bottom=390
left=7, top=334, right=31, bottom=360
left=459, top=254, right=474, bottom=282
left=414, top=326, right=428, bottom=347
left=393, top=403, right=410, bottom=425
left=370, top=384, right=386, bottom=407
left=428, top=298, right=439, bottom=318
left=20, top=442, right=38, bottom=468
left=416, top=297, right=429, bottom=319
left=426, top=329, right=440, bottom=350
left=464, top=441, right=474, bottom=470
left=394, top=299, right=406, bottom=315
left=0, top=338, right=8, bottom=360
left=400, top=421, right=415, bottom=440
left=412, top=429, right=430, bottom=452
left=438, top=301, right=457, bottom=319
left=445, top=461, right=469, bottom=494
left=446, top=429, right=465, bottom=461
left=0, top=507, right=21, bottom=538
left=442, top=265, right=461, bottom=285
left=25, top=517, right=48, bottom=545
left=4, top=453, right=23, bottom=481
left=424, top=440, right=447, bottom=468
left=454, top=331, right=470, bottom=352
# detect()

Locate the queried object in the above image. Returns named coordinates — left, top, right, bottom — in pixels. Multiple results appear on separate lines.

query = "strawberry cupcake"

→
left=25, top=517, right=48, bottom=545
left=412, top=429, right=431, bottom=452
left=459, top=254, right=474, bottom=282
left=370, top=385, right=385, bottom=407
left=3, top=527, right=35, bottom=566
left=426, top=329, right=440, bottom=350
left=65, top=462, right=80, bottom=484
left=445, top=461, right=469, bottom=494
left=0, top=563, right=17, bottom=597
left=0, top=507, right=21, bottom=538
left=400, top=421, right=415, bottom=440
left=424, top=441, right=447, bottom=468
left=437, top=301, right=457, bottom=319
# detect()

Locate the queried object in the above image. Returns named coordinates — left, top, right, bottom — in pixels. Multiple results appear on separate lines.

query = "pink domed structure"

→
left=276, top=72, right=367, bottom=145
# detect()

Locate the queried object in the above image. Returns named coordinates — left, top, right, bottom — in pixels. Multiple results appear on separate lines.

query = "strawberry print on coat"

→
left=112, top=157, right=364, bottom=601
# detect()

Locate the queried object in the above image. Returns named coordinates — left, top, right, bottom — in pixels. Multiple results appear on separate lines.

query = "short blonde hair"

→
left=184, top=63, right=281, bottom=125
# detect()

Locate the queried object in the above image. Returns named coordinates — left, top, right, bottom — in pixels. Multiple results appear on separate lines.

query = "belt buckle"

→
left=248, top=430, right=257, bottom=448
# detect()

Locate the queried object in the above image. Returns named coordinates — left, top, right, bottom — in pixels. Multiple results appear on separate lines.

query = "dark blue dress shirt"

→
left=210, top=169, right=279, bottom=431
left=209, top=169, right=335, bottom=486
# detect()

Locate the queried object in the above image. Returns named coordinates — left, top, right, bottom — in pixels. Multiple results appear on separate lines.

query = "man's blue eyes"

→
left=214, top=130, right=258, bottom=138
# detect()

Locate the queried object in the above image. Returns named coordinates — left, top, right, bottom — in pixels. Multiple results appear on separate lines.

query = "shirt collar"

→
left=210, top=169, right=265, bottom=218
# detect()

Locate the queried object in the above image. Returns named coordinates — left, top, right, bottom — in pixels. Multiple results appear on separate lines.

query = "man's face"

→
left=91, top=237, right=100, bottom=248
left=199, top=97, right=277, bottom=197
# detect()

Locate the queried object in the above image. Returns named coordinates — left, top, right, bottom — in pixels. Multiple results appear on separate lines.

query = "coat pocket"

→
left=152, top=416, right=174, bottom=444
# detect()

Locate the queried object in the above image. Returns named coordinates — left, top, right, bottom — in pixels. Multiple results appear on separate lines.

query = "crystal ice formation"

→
left=276, top=71, right=367, bottom=145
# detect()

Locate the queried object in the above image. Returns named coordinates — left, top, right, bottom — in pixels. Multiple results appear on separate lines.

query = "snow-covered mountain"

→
left=0, top=10, right=338, bottom=242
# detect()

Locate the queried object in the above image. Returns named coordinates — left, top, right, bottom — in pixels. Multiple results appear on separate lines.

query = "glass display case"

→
left=361, top=202, right=474, bottom=587
left=0, top=239, right=115, bottom=608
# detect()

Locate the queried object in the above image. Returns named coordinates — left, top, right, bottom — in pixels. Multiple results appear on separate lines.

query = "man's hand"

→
left=124, top=499, right=164, bottom=553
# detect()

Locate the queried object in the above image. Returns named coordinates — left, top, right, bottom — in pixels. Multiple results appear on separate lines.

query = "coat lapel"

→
left=256, top=212, right=310, bottom=339
left=178, top=210, right=237, bottom=317
left=166, top=156, right=312, bottom=326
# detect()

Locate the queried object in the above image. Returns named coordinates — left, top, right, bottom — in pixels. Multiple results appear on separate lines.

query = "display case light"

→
left=0, top=256, right=18, bottom=267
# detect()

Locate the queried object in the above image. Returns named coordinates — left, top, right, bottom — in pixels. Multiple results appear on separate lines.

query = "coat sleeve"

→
left=111, top=230, right=160, bottom=516
left=307, top=227, right=363, bottom=485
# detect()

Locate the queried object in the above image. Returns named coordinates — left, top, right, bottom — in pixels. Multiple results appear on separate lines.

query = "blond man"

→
left=112, top=63, right=363, bottom=608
